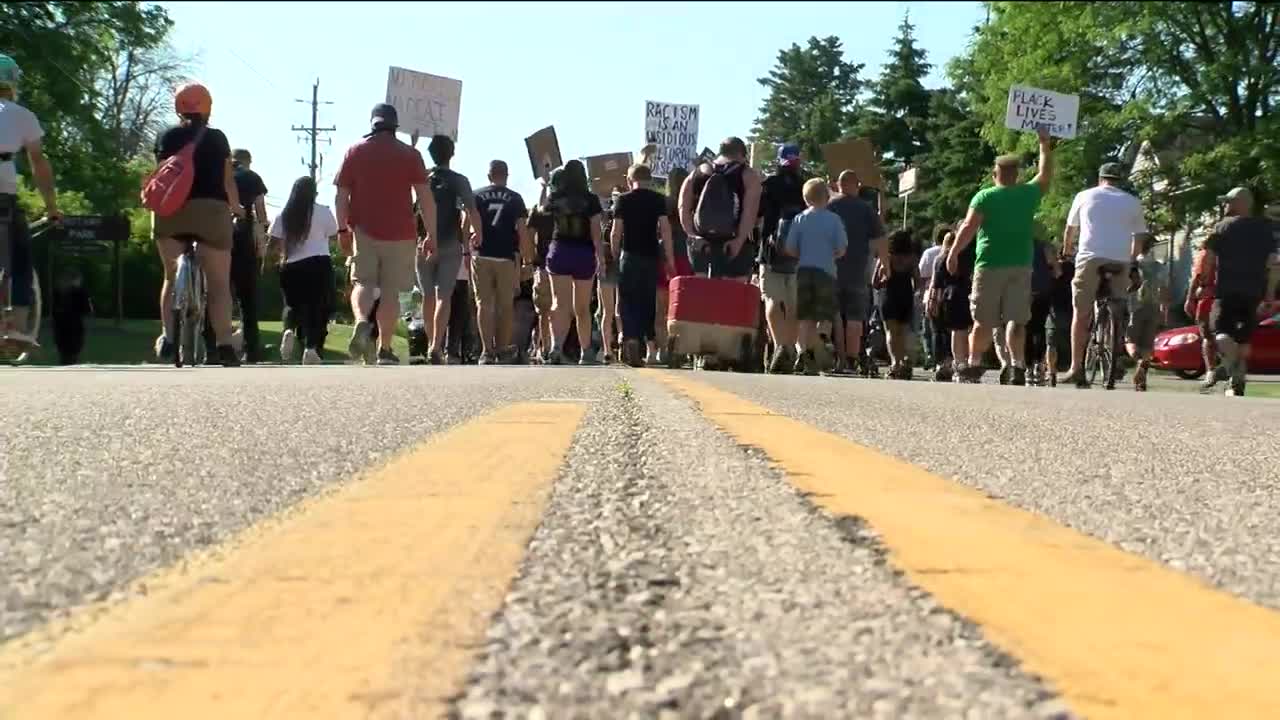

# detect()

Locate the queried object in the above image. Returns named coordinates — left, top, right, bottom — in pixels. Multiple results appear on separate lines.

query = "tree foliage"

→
left=856, top=14, right=934, bottom=167
left=965, top=0, right=1280, bottom=230
left=751, top=36, right=866, bottom=172
left=0, top=1, right=176, bottom=212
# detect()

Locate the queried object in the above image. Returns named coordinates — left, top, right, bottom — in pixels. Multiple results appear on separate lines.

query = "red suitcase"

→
left=665, top=274, right=761, bottom=369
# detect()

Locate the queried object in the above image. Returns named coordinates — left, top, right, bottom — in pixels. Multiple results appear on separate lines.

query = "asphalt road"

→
left=1, top=364, right=1278, bottom=719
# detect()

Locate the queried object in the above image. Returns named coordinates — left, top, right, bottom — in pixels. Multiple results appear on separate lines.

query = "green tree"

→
left=857, top=13, right=934, bottom=167
left=751, top=36, right=866, bottom=173
left=964, top=1, right=1280, bottom=231
left=0, top=1, right=175, bottom=212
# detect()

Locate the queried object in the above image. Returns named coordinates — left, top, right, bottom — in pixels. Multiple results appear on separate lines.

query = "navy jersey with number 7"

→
left=473, top=185, right=528, bottom=260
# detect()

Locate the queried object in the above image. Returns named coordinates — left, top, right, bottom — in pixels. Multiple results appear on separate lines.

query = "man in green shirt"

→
left=946, top=126, right=1054, bottom=384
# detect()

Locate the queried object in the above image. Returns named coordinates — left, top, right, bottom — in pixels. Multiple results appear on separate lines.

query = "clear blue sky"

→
left=160, top=1, right=986, bottom=215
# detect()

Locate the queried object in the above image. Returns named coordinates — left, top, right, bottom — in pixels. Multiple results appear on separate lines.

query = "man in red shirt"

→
left=334, top=103, right=437, bottom=365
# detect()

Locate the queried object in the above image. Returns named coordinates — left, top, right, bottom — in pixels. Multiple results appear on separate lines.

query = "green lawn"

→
left=15, top=318, right=408, bottom=365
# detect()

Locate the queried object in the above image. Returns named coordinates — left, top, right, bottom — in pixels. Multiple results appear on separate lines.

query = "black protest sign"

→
left=525, top=126, right=563, bottom=181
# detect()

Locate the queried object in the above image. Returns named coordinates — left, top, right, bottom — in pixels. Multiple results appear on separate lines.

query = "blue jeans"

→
left=619, top=252, right=659, bottom=343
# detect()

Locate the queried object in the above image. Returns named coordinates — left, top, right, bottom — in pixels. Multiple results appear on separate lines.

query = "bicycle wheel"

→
left=193, top=269, right=208, bottom=366
left=171, top=308, right=185, bottom=367
left=1085, top=310, right=1101, bottom=387
left=1099, top=305, right=1115, bottom=390
left=1106, top=301, right=1126, bottom=389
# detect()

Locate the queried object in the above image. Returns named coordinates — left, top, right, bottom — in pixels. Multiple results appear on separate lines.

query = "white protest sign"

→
left=385, top=66, right=462, bottom=140
left=644, top=101, right=699, bottom=178
left=1004, top=85, right=1079, bottom=139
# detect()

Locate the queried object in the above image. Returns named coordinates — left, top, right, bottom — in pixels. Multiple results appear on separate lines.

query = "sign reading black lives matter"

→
left=644, top=101, right=699, bottom=179
left=385, top=66, right=462, bottom=141
left=1004, top=84, right=1079, bottom=140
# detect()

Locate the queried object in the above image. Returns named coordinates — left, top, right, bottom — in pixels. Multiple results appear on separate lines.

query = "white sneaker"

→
left=280, top=330, right=297, bottom=363
left=302, top=348, right=322, bottom=365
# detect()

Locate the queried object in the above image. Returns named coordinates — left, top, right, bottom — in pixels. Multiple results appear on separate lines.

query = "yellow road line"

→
left=648, top=371, right=1280, bottom=720
left=0, top=402, right=585, bottom=720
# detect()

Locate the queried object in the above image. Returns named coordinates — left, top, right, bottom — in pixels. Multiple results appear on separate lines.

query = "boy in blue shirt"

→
left=784, top=178, right=848, bottom=374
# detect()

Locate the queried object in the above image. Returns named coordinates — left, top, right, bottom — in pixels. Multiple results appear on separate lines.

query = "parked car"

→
left=1152, top=302, right=1280, bottom=378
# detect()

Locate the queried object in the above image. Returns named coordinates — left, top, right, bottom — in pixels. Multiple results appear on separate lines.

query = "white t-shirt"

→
left=918, top=245, right=942, bottom=285
left=270, top=202, right=338, bottom=264
left=1066, top=185, right=1147, bottom=264
left=0, top=100, right=44, bottom=195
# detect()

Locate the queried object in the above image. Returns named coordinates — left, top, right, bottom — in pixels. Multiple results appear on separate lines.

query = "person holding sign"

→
left=946, top=126, right=1054, bottom=385
left=334, top=103, right=437, bottom=365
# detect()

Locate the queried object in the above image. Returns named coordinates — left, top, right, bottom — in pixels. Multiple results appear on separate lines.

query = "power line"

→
left=291, top=78, right=336, bottom=183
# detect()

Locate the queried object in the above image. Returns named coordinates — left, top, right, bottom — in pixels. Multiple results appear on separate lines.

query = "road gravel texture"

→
left=452, top=376, right=1065, bottom=719
left=0, top=367, right=613, bottom=644
left=693, top=372, right=1280, bottom=611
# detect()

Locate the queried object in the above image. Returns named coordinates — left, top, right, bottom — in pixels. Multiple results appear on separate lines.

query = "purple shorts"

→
left=545, top=240, right=596, bottom=281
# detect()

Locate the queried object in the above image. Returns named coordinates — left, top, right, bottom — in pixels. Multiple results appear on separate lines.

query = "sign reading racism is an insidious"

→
left=643, top=101, right=699, bottom=179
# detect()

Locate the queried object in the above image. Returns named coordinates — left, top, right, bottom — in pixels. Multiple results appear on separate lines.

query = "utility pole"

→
left=291, top=79, right=335, bottom=182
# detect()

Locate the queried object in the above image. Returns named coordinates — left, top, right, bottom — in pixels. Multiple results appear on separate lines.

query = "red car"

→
left=1152, top=302, right=1280, bottom=378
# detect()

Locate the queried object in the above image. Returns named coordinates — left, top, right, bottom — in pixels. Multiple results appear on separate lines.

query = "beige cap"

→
left=1218, top=186, right=1253, bottom=205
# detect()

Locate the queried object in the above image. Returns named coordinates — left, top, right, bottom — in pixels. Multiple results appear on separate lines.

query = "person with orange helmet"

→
left=150, top=81, right=244, bottom=366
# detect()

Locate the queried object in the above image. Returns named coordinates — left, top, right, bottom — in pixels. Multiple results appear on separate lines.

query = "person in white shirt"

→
left=1, top=53, right=61, bottom=348
left=917, top=237, right=944, bottom=366
left=1060, top=163, right=1146, bottom=385
left=269, top=176, right=338, bottom=365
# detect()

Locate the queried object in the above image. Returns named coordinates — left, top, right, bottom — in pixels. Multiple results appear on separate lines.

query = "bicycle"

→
left=168, top=235, right=208, bottom=368
left=0, top=217, right=50, bottom=364
left=1083, top=263, right=1138, bottom=390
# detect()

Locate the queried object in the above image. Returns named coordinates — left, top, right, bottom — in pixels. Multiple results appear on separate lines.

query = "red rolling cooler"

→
left=665, top=273, right=762, bottom=370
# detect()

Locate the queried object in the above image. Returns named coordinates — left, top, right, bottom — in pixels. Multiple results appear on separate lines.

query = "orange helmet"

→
left=174, top=82, right=212, bottom=116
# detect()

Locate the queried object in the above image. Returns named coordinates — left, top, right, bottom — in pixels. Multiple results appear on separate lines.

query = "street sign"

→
left=55, top=215, right=129, bottom=256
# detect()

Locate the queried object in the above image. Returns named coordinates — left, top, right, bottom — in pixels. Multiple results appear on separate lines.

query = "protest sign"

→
left=898, top=167, right=918, bottom=195
left=643, top=101, right=699, bottom=178
left=385, top=66, right=462, bottom=140
left=749, top=141, right=773, bottom=172
left=585, top=152, right=633, bottom=195
left=1004, top=85, right=1079, bottom=139
left=698, top=147, right=716, bottom=164
left=524, top=126, right=562, bottom=181
left=820, top=137, right=883, bottom=190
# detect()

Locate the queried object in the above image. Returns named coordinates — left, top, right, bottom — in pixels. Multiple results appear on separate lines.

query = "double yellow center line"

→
left=4, top=375, right=1280, bottom=719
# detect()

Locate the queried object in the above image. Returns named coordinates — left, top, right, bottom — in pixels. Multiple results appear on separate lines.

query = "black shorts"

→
left=941, top=285, right=973, bottom=331
left=688, top=236, right=756, bottom=279
left=1046, top=304, right=1072, bottom=346
left=837, top=284, right=869, bottom=320
left=878, top=288, right=914, bottom=325
left=1211, top=295, right=1260, bottom=344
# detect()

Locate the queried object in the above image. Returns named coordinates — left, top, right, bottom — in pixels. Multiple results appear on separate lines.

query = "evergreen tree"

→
left=751, top=36, right=866, bottom=173
left=857, top=13, right=934, bottom=166
left=914, top=54, right=997, bottom=232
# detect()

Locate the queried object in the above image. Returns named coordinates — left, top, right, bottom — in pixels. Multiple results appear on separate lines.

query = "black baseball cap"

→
left=370, top=103, right=398, bottom=131
left=1098, top=162, right=1126, bottom=180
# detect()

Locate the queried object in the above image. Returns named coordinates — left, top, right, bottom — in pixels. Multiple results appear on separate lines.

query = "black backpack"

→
left=693, top=164, right=741, bottom=239
left=429, top=168, right=461, bottom=245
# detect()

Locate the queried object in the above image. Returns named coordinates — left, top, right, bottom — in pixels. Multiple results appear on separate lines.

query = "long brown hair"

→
left=279, top=176, right=317, bottom=255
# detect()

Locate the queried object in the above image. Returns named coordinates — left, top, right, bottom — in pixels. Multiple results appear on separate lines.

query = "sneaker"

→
left=376, top=348, right=401, bottom=365
left=215, top=344, right=241, bottom=367
left=302, top=348, right=323, bottom=365
left=933, top=365, right=954, bottom=383
left=280, top=330, right=297, bottom=363
left=1226, top=380, right=1246, bottom=397
left=998, top=365, right=1012, bottom=385
left=545, top=349, right=563, bottom=366
left=958, top=364, right=986, bottom=384
left=1011, top=366, right=1027, bottom=387
left=1200, top=365, right=1228, bottom=393
left=478, top=351, right=495, bottom=365
left=1133, top=361, right=1149, bottom=392
left=428, top=350, right=444, bottom=366
left=154, top=334, right=175, bottom=362
left=364, top=342, right=378, bottom=366
left=579, top=351, right=601, bottom=366
left=347, top=321, right=373, bottom=361
left=796, top=350, right=819, bottom=376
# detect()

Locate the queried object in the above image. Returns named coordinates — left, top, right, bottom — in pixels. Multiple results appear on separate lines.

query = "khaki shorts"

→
left=760, top=268, right=798, bottom=312
left=352, top=230, right=417, bottom=295
left=971, top=265, right=1031, bottom=327
left=1126, top=303, right=1160, bottom=354
left=1072, top=257, right=1128, bottom=309
left=153, top=198, right=234, bottom=251
left=472, top=256, right=517, bottom=310
left=532, top=267, right=553, bottom=314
